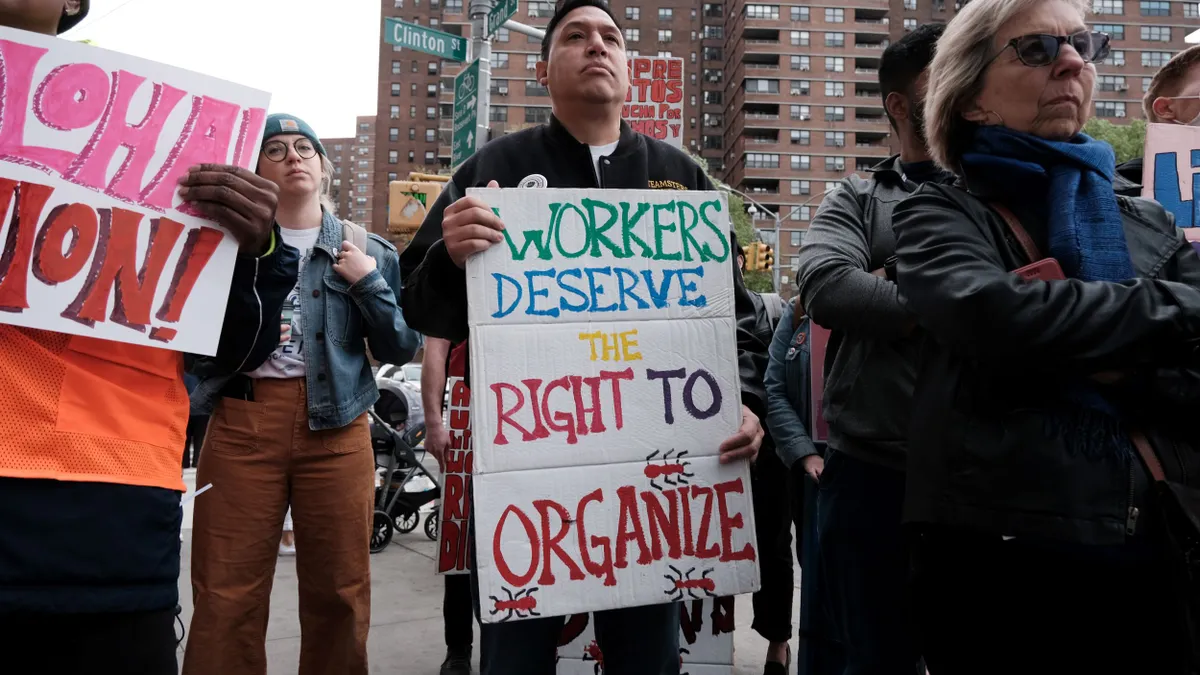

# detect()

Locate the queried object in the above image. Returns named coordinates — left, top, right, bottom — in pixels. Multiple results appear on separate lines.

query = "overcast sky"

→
left=67, top=0, right=380, bottom=138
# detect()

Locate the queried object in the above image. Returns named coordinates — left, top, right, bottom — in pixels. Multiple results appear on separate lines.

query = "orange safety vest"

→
left=0, top=325, right=188, bottom=492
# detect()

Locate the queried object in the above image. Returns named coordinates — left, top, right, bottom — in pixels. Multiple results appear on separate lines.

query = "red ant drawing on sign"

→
left=644, top=450, right=694, bottom=491
left=581, top=640, right=605, bottom=674
left=489, top=586, right=540, bottom=622
left=664, top=565, right=717, bottom=602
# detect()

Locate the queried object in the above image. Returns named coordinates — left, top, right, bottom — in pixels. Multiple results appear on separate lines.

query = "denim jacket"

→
left=765, top=301, right=820, bottom=469
left=192, top=210, right=423, bottom=430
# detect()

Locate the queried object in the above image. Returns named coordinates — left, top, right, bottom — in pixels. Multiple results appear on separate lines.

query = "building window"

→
left=391, top=61, right=402, bottom=75
left=904, top=0, right=917, bottom=8
left=493, top=52, right=509, bottom=69
left=825, top=57, right=845, bottom=73
left=825, top=81, right=845, bottom=97
left=411, top=83, right=418, bottom=95
left=489, top=105, right=508, bottom=122
left=441, top=104, right=453, bottom=119
left=825, top=106, right=846, bottom=121
left=704, top=4, right=723, bottom=18
left=746, top=153, right=780, bottom=169
left=703, top=113, right=723, bottom=127
left=1096, top=101, right=1127, bottom=118
left=790, top=231, right=804, bottom=247
left=658, top=29, right=672, bottom=42
left=825, top=32, right=845, bottom=48
left=1140, top=0, right=1169, bottom=15
left=388, top=150, right=398, bottom=164
left=746, top=78, right=779, bottom=93
left=391, top=83, right=401, bottom=96
left=1098, top=75, right=1127, bottom=92
left=703, top=25, right=723, bottom=39
left=526, top=80, right=549, bottom=96
left=825, top=8, right=844, bottom=22
left=445, top=0, right=462, bottom=10
left=427, top=83, right=438, bottom=97
left=425, top=129, right=436, bottom=142
left=412, top=60, right=418, bottom=73
left=791, top=180, right=811, bottom=195
left=495, top=27, right=509, bottom=42
left=791, top=80, right=810, bottom=96
left=659, top=7, right=673, bottom=20
left=791, top=6, right=809, bottom=21
left=703, top=135, right=723, bottom=150
left=904, top=18, right=917, bottom=31
left=1187, top=3, right=1200, bottom=18
left=491, top=78, right=509, bottom=95
left=1141, top=25, right=1170, bottom=42
left=421, top=151, right=433, bottom=164
left=389, top=128, right=399, bottom=142
left=525, top=54, right=538, bottom=70
left=791, top=130, right=810, bottom=145
left=791, top=155, right=810, bottom=170
left=1093, top=0, right=1123, bottom=13
left=525, top=107, right=552, bottom=124
left=792, top=55, right=811, bottom=71
left=407, top=151, right=415, bottom=162
left=1094, top=24, right=1124, bottom=40
left=746, top=4, right=779, bottom=19
left=704, top=69, right=723, bottom=83
left=704, top=90, right=724, bottom=104
left=390, top=105, right=400, bottom=119
left=626, top=28, right=640, bottom=42
left=428, top=62, right=439, bottom=75
left=626, top=6, right=640, bottom=20
left=410, top=105, right=417, bottom=119
left=791, top=104, right=811, bottom=120
left=408, top=128, right=416, bottom=140
left=1111, top=50, right=1126, bottom=65
left=825, top=156, right=846, bottom=172
left=1143, top=51, right=1172, bottom=67
left=791, top=30, right=809, bottom=46
left=528, top=1, right=553, bottom=17
left=426, top=106, right=437, bottom=119
left=1143, top=76, right=1153, bottom=93
left=703, top=46, right=722, bottom=61
left=825, top=131, right=846, bottom=147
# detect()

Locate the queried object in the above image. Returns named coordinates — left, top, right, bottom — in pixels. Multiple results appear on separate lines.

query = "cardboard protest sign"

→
left=624, top=57, right=684, bottom=148
left=1142, top=123, right=1200, bottom=253
left=0, top=27, right=270, bottom=354
left=437, top=342, right=473, bottom=575
left=556, top=597, right=736, bottom=674
left=466, top=188, right=759, bottom=622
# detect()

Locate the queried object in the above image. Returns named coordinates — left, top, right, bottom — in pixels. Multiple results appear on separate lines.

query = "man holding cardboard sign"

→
left=400, top=2, right=765, bottom=673
left=0, top=2, right=299, bottom=672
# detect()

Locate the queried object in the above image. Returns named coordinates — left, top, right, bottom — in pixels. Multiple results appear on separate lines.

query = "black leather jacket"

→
left=893, top=179, right=1200, bottom=545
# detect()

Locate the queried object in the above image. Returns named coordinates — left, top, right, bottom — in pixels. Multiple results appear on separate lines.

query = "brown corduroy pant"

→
left=183, top=378, right=374, bottom=675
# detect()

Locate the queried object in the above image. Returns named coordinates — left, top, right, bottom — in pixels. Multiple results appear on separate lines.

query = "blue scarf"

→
left=961, top=126, right=1135, bottom=461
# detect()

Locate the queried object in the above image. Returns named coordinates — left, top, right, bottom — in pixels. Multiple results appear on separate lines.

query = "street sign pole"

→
left=464, top=0, right=493, bottom=169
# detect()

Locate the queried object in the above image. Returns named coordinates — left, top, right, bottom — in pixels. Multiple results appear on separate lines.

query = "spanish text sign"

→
left=624, top=57, right=684, bottom=148
left=1142, top=123, right=1200, bottom=252
left=0, top=27, right=271, bottom=354
left=465, top=188, right=759, bottom=623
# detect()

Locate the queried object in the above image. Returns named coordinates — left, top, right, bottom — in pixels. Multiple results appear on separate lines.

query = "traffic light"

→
left=759, top=243, right=775, bottom=271
left=742, top=244, right=758, bottom=271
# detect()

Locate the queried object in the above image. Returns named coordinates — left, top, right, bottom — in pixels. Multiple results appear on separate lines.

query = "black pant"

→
left=750, top=441, right=795, bottom=644
left=0, top=608, right=177, bottom=674
left=184, top=415, right=208, bottom=469
left=913, top=526, right=1187, bottom=675
left=816, top=450, right=920, bottom=675
left=793, top=461, right=845, bottom=675
left=445, top=572, right=475, bottom=651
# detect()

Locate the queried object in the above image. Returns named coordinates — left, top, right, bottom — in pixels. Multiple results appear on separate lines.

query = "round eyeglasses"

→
left=262, top=139, right=318, bottom=163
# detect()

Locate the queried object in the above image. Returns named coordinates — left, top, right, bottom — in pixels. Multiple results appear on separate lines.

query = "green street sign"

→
left=452, top=59, right=481, bottom=168
left=486, top=0, right=519, bottom=38
left=385, top=17, right=468, bottom=62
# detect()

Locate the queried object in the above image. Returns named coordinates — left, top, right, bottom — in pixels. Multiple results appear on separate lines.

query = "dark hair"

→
left=540, top=0, right=623, bottom=61
left=1144, top=45, right=1200, bottom=120
left=879, top=23, right=945, bottom=130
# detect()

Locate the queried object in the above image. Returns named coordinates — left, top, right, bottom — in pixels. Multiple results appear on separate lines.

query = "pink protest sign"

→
left=0, top=27, right=270, bottom=355
left=624, top=57, right=684, bottom=149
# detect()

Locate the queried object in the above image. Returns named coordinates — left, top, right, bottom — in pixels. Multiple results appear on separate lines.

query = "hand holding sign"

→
left=443, top=180, right=505, bottom=268
left=719, top=405, right=763, bottom=464
left=178, top=165, right=279, bottom=256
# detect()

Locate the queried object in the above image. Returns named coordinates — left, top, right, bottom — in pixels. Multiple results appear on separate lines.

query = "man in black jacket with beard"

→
left=399, top=2, right=764, bottom=673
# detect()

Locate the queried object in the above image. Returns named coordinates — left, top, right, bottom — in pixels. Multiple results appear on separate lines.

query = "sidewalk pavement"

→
left=177, top=469, right=799, bottom=675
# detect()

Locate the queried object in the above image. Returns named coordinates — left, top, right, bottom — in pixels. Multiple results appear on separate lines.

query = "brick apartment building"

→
left=323, top=137, right=354, bottom=219
left=321, top=115, right=381, bottom=236
left=375, top=0, right=1200, bottom=279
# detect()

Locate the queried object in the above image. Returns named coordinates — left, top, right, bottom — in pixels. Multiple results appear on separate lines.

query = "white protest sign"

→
left=0, top=27, right=271, bottom=355
left=556, top=597, right=736, bottom=674
left=467, top=188, right=759, bottom=623
left=624, top=57, right=684, bottom=149
left=1141, top=123, right=1200, bottom=252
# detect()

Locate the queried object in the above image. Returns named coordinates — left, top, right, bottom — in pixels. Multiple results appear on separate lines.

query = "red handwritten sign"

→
left=437, top=361, right=474, bottom=574
left=0, top=27, right=270, bottom=354
left=623, top=57, right=684, bottom=148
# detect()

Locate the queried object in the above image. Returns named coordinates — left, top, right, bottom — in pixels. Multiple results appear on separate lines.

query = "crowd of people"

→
left=0, top=0, right=1198, bottom=674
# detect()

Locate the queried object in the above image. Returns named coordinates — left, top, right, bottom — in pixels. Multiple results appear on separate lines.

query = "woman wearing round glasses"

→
left=891, top=0, right=1198, bottom=671
left=184, top=114, right=421, bottom=675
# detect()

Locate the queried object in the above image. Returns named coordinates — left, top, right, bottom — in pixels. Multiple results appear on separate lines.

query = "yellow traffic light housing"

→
left=759, top=243, right=775, bottom=271
left=742, top=244, right=758, bottom=271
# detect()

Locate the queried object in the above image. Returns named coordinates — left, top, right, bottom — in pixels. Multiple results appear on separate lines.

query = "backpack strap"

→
left=761, top=292, right=784, bottom=331
left=791, top=296, right=804, bottom=333
left=990, top=202, right=1043, bottom=264
left=1130, top=431, right=1167, bottom=483
left=341, top=219, right=369, bottom=252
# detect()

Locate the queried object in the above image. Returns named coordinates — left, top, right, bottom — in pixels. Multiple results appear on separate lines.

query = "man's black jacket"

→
left=398, top=116, right=769, bottom=418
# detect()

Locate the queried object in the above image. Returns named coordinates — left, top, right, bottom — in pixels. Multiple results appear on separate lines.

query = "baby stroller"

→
left=369, top=381, right=441, bottom=553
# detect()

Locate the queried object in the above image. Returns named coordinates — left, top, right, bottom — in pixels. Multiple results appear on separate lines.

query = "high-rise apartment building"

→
left=375, top=0, right=1200, bottom=279
left=323, top=136, right=355, bottom=220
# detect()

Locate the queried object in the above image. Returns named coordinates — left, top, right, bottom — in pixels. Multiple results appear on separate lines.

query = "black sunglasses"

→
left=992, top=30, right=1110, bottom=67
left=262, top=138, right=318, bottom=163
